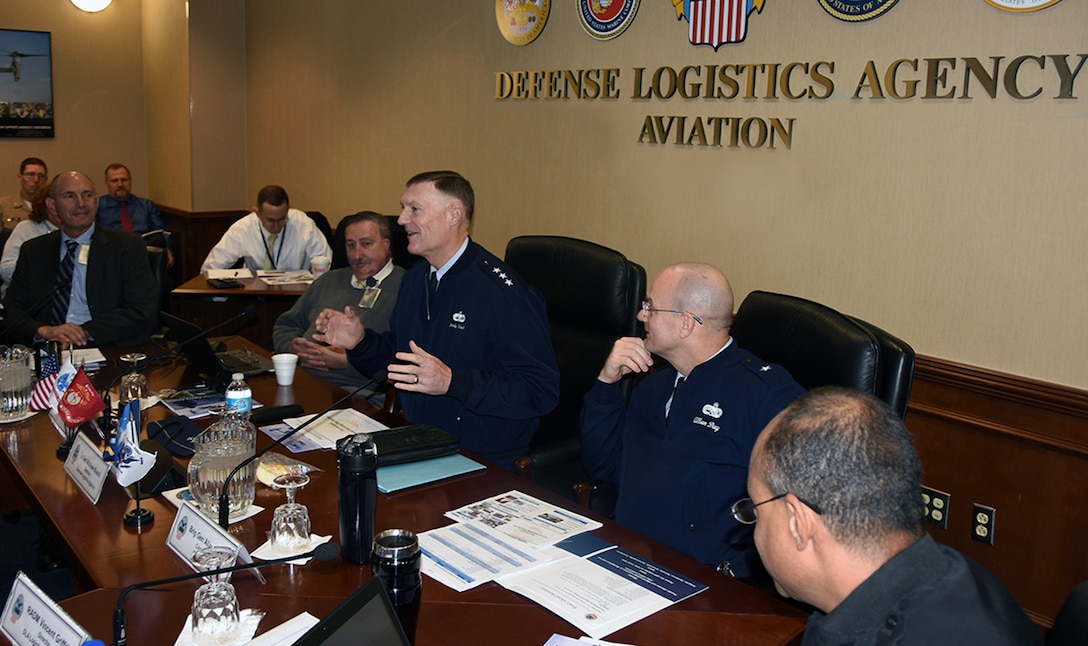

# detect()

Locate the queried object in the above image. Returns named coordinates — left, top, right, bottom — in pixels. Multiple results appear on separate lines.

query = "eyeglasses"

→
left=641, top=300, right=703, bottom=325
left=731, top=493, right=824, bottom=524
left=21, top=172, right=46, bottom=180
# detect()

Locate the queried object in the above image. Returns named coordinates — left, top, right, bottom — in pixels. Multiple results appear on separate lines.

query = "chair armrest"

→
left=382, top=382, right=399, bottom=415
left=572, top=481, right=618, bottom=518
left=513, top=437, right=583, bottom=479
left=573, top=482, right=593, bottom=508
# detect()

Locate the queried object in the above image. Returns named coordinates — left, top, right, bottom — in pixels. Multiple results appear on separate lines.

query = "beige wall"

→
left=6, top=1, right=1085, bottom=391
left=2, top=0, right=148, bottom=195
left=244, top=1, right=1088, bottom=390
left=188, top=0, right=247, bottom=211
left=141, top=0, right=192, bottom=210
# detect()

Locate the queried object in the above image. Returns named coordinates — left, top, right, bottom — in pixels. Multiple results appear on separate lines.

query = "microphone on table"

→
left=101, top=304, right=258, bottom=429
left=111, top=541, right=341, bottom=646
left=217, top=370, right=388, bottom=529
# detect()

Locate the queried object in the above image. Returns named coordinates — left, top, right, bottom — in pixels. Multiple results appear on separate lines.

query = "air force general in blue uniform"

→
left=316, top=172, right=559, bottom=468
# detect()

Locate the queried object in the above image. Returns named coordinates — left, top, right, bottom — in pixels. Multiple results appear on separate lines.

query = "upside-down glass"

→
left=191, top=546, right=241, bottom=646
left=118, top=352, right=148, bottom=406
left=270, top=473, right=311, bottom=554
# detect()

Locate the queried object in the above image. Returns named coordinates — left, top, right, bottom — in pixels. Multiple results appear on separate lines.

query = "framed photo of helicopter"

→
left=0, top=29, right=53, bottom=138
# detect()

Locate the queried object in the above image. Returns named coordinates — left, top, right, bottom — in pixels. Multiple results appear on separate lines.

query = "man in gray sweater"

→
left=274, top=211, right=405, bottom=398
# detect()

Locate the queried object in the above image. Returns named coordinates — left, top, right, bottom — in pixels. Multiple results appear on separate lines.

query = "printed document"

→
left=281, top=408, right=389, bottom=450
left=444, top=490, right=602, bottom=546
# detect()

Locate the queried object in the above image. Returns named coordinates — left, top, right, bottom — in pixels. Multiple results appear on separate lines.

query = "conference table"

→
left=0, top=340, right=807, bottom=645
left=171, top=275, right=311, bottom=350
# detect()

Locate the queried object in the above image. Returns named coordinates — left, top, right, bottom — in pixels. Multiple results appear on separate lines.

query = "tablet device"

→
left=293, top=577, right=412, bottom=646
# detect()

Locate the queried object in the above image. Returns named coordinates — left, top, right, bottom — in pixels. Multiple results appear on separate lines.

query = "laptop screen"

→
left=161, top=311, right=227, bottom=377
left=293, top=577, right=412, bottom=646
left=161, top=311, right=274, bottom=379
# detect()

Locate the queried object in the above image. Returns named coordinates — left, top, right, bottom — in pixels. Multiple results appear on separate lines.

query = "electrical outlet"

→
left=972, top=504, right=996, bottom=545
left=921, top=486, right=950, bottom=529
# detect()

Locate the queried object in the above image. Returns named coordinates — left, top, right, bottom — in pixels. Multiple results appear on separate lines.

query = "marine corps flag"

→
left=56, top=365, right=106, bottom=427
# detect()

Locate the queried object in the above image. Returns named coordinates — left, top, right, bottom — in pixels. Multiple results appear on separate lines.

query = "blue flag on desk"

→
left=108, top=400, right=156, bottom=487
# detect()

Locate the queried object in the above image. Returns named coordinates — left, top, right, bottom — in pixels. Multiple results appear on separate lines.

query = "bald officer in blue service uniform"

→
left=580, top=263, right=804, bottom=578
left=316, top=171, right=559, bottom=469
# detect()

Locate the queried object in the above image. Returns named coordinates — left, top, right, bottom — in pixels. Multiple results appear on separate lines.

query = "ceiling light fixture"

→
left=71, top=0, right=112, bottom=12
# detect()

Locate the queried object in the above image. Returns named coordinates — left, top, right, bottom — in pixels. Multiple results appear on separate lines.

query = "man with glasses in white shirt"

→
left=201, top=185, right=331, bottom=273
left=580, top=262, right=803, bottom=578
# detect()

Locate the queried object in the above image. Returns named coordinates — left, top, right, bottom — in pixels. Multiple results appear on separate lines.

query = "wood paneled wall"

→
left=907, top=356, right=1088, bottom=628
left=160, top=205, right=245, bottom=285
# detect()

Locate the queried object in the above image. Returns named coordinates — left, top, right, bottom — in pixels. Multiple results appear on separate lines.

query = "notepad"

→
left=377, top=454, right=485, bottom=493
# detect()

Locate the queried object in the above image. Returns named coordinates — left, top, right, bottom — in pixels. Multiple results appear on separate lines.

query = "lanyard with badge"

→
left=261, top=223, right=287, bottom=270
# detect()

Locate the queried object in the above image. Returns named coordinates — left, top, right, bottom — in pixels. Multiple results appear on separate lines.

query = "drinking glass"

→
left=270, top=473, right=311, bottom=554
left=0, top=345, right=34, bottom=420
left=191, top=546, right=241, bottom=646
left=118, top=352, right=148, bottom=405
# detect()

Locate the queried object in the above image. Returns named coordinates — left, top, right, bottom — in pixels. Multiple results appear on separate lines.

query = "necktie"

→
left=426, top=271, right=439, bottom=319
left=665, top=376, right=685, bottom=421
left=264, top=233, right=278, bottom=270
left=119, top=201, right=134, bottom=232
left=51, top=241, right=79, bottom=326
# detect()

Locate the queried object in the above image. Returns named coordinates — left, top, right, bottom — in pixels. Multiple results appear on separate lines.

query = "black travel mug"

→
left=371, top=528, right=422, bottom=644
left=337, top=433, right=378, bottom=564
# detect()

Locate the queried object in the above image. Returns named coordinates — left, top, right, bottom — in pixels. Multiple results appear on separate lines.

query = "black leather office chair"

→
left=306, top=211, right=334, bottom=246
left=730, top=291, right=915, bottom=419
left=0, top=226, right=11, bottom=290
left=576, top=289, right=916, bottom=519
left=146, top=246, right=170, bottom=333
left=1049, top=581, right=1088, bottom=646
left=505, top=235, right=646, bottom=502
left=848, top=315, right=916, bottom=419
left=331, top=214, right=419, bottom=271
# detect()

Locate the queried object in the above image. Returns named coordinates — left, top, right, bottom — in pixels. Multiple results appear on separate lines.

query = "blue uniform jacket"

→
left=347, top=240, right=559, bottom=466
left=581, top=341, right=804, bottom=576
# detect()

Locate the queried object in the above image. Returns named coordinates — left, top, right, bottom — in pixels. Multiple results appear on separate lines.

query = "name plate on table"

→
left=1, top=572, right=90, bottom=646
left=167, top=501, right=266, bottom=583
left=62, top=432, right=109, bottom=504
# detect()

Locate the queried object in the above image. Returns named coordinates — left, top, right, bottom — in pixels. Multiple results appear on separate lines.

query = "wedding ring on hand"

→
left=413, top=374, right=420, bottom=384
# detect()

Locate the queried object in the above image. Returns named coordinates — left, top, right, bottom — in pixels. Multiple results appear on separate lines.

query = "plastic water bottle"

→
left=224, top=372, right=251, bottom=415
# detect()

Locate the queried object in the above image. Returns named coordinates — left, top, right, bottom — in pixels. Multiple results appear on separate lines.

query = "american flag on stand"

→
left=30, top=353, right=76, bottom=412
left=29, top=350, right=60, bottom=411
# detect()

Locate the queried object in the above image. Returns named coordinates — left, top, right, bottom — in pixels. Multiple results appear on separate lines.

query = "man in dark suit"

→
left=2, top=171, right=156, bottom=347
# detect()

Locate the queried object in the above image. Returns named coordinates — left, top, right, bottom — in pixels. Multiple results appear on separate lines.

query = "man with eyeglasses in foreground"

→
left=743, top=387, right=1040, bottom=645
left=0, top=157, right=48, bottom=228
left=580, top=262, right=804, bottom=578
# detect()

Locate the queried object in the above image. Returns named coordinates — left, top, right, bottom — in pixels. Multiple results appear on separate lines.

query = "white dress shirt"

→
left=201, top=209, right=332, bottom=272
